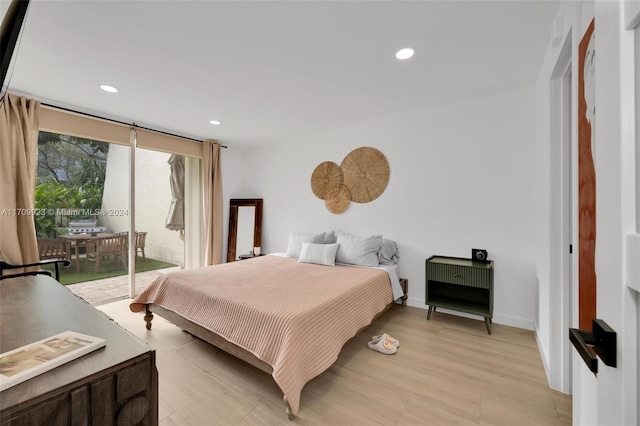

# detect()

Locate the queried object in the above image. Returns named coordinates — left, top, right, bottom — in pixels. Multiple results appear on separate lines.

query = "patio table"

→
left=59, top=233, right=115, bottom=273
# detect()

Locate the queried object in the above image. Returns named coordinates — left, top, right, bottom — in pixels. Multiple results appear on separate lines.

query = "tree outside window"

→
left=35, top=132, right=109, bottom=237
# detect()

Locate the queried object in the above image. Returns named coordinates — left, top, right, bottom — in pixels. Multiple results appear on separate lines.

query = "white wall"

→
left=220, top=144, right=250, bottom=262
left=241, top=86, right=539, bottom=330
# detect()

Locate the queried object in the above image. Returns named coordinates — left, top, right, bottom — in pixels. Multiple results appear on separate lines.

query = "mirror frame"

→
left=227, top=198, right=263, bottom=262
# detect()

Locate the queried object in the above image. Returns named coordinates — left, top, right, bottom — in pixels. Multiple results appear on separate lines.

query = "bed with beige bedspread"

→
left=129, top=254, right=396, bottom=417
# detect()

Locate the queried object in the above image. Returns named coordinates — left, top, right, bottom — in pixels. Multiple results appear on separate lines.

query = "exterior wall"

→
left=101, top=145, right=184, bottom=265
left=100, top=145, right=128, bottom=234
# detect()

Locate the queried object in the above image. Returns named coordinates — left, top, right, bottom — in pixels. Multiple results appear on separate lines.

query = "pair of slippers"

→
left=367, top=333, right=400, bottom=355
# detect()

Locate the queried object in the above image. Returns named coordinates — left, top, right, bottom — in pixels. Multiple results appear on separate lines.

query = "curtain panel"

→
left=0, top=94, right=41, bottom=265
left=203, top=140, right=223, bottom=265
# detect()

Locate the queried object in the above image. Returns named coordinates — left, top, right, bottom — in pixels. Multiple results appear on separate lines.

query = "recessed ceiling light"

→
left=209, top=120, right=221, bottom=125
left=100, top=84, right=118, bottom=93
left=395, top=48, right=415, bottom=60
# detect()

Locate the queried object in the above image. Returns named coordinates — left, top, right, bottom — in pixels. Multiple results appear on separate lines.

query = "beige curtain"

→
left=0, top=94, right=41, bottom=265
left=203, top=140, right=223, bottom=265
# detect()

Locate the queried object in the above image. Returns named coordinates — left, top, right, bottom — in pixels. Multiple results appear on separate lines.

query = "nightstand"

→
left=425, top=256, right=494, bottom=334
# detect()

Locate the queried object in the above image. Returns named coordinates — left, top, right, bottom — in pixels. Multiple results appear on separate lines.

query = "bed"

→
left=129, top=234, right=403, bottom=419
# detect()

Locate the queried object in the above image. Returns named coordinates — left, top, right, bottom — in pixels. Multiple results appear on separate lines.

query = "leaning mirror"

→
left=227, top=198, right=263, bottom=262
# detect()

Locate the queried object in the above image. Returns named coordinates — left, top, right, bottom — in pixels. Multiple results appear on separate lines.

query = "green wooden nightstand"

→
left=425, top=255, right=494, bottom=334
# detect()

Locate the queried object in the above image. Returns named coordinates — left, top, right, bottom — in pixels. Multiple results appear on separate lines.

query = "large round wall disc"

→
left=341, top=147, right=389, bottom=203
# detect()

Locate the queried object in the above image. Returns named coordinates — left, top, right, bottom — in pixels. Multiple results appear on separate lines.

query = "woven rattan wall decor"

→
left=310, top=147, right=389, bottom=214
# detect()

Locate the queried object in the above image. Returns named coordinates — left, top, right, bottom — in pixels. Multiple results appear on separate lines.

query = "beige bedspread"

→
left=129, top=255, right=393, bottom=415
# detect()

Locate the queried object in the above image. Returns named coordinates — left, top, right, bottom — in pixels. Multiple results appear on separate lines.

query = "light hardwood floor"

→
left=97, top=301, right=571, bottom=425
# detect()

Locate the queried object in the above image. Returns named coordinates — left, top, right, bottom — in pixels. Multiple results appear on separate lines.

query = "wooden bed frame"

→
left=143, top=300, right=396, bottom=420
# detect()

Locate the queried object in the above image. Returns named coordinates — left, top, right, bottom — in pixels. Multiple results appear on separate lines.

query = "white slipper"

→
left=367, top=338, right=397, bottom=355
left=371, top=333, right=400, bottom=348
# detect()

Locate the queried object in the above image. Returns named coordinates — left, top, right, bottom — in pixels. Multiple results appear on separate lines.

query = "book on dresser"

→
left=0, top=331, right=106, bottom=391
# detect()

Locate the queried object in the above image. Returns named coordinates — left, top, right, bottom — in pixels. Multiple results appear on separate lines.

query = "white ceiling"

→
left=2, top=0, right=560, bottom=149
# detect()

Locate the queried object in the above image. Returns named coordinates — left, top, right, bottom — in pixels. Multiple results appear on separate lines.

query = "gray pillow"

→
left=335, top=231, right=382, bottom=267
left=323, top=230, right=337, bottom=244
left=379, top=239, right=399, bottom=265
left=286, top=232, right=325, bottom=258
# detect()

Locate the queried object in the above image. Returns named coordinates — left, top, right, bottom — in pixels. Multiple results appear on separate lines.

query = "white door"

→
left=572, top=3, right=639, bottom=425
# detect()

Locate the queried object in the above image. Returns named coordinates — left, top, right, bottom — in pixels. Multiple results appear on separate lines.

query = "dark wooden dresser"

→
left=0, top=275, right=158, bottom=425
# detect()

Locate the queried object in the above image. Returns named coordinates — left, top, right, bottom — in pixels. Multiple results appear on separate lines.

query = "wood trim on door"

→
left=578, top=19, right=596, bottom=331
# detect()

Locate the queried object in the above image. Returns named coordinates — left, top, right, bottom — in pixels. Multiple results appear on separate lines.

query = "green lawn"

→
left=44, top=256, right=176, bottom=285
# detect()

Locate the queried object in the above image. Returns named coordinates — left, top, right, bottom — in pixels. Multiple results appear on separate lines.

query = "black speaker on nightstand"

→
left=471, top=248, right=489, bottom=263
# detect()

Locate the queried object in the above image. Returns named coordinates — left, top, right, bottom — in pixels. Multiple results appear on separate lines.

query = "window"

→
left=37, top=106, right=204, bottom=295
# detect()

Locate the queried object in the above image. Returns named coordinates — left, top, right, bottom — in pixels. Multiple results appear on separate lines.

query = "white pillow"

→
left=298, top=242, right=340, bottom=266
left=335, top=231, right=382, bottom=267
left=286, top=232, right=325, bottom=258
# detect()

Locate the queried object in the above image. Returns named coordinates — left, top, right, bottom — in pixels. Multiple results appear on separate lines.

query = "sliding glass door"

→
left=35, top=131, right=132, bottom=292
left=36, top=106, right=205, bottom=300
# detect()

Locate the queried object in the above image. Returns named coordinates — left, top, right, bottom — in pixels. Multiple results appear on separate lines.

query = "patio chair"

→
left=134, top=231, right=147, bottom=260
left=37, top=237, right=72, bottom=262
left=85, top=235, right=127, bottom=273
left=116, top=231, right=147, bottom=260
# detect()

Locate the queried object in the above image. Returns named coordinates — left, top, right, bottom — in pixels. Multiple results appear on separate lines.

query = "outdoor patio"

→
left=66, top=266, right=180, bottom=306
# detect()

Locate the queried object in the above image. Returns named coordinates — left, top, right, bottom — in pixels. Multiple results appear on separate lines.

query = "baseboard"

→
left=406, top=297, right=427, bottom=310
left=534, top=324, right=552, bottom=386
left=492, top=312, right=535, bottom=331
left=405, top=298, right=535, bottom=330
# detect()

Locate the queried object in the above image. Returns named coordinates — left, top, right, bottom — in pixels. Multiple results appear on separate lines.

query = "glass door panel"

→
left=36, top=131, right=131, bottom=294
left=134, top=147, right=185, bottom=294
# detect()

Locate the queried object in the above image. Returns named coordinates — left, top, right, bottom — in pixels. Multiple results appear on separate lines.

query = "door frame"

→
left=549, top=31, right=574, bottom=394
